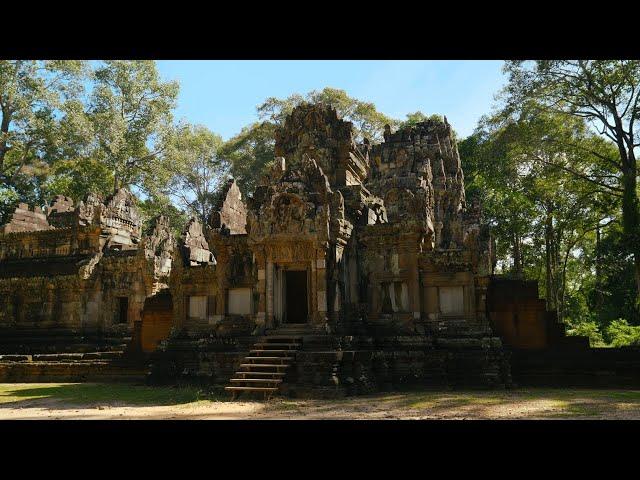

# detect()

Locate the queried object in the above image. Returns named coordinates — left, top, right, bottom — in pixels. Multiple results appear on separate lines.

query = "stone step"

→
left=233, top=371, right=286, bottom=378
left=30, top=352, right=124, bottom=361
left=239, top=363, right=290, bottom=369
left=250, top=349, right=297, bottom=354
left=226, top=335, right=302, bottom=398
left=254, top=342, right=301, bottom=349
left=224, top=386, right=278, bottom=393
left=244, top=356, right=293, bottom=362
left=263, top=335, right=304, bottom=341
left=230, top=378, right=283, bottom=384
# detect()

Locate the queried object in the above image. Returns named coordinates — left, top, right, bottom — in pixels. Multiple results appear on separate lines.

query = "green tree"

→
left=592, top=224, right=640, bottom=325
left=162, top=123, right=230, bottom=223
left=461, top=108, right=616, bottom=326
left=138, top=196, right=188, bottom=238
left=218, top=121, right=276, bottom=198
left=398, top=111, right=444, bottom=129
left=0, top=60, right=87, bottom=222
left=502, top=60, right=640, bottom=308
left=89, top=60, right=179, bottom=192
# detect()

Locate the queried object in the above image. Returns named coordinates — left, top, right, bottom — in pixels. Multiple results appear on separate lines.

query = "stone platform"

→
left=0, top=327, right=132, bottom=355
left=147, top=328, right=512, bottom=397
left=0, top=351, right=149, bottom=383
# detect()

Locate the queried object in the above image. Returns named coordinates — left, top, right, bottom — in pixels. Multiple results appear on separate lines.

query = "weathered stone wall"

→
left=274, top=103, right=369, bottom=187
left=0, top=191, right=174, bottom=341
left=210, top=179, right=247, bottom=235
left=488, top=276, right=589, bottom=350
left=0, top=227, right=101, bottom=262
left=0, top=203, right=51, bottom=234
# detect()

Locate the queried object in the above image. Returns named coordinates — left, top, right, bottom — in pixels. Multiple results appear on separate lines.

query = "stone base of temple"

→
left=0, top=326, right=133, bottom=355
left=146, top=329, right=512, bottom=396
left=0, top=326, right=149, bottom=383
left=0, top=351, right=149, bottom=383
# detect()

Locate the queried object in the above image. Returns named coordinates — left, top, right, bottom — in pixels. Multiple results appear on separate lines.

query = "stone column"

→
left=266, top=260, right=274, bottom=328
left=425, top=285, right=439, bottom=320
left=309, top=258, right=316, bottom=320
left=315, top=254, right=327, bottom=326
left=475, top=276, right=489, bottom=323
left=256, top=266, right=266, bottom=327
left=410, top=252, right=421, bottom=321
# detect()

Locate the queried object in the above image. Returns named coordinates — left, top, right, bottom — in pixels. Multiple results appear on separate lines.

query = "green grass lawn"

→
left=0, top=383, right=225, bottom=407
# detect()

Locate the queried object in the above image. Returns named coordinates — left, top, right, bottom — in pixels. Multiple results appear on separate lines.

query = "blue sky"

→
left=156, top=60, right=507, bottom=140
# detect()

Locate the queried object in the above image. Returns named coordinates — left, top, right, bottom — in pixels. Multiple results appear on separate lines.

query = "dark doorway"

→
left=285, top=270, right=308, bottom=324
left=117, top=297, right=129, bottom=324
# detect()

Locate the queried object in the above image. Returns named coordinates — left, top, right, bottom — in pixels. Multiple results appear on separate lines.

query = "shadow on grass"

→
left=268, top=388, right=640, bottom=419
left=0, top=383, right=230, bottom=409
left=3, top=384, right=640, bottom=418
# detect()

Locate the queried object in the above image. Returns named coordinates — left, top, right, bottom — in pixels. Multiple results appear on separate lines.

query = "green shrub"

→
left=605, top=319, right=640, bottom=347
left=566, top=320, right=606, bottom=347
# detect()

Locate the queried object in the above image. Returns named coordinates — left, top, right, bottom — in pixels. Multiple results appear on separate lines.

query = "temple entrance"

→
left=116, top=297, right=129, bottom=324
left=284, top=270, right=308, bottom=324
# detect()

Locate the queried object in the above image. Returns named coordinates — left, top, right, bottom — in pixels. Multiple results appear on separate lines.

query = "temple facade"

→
left=3, top=104, right=566, bottom=392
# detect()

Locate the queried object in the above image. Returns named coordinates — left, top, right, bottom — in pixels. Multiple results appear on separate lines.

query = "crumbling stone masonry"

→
left=1, top=104, right=520, bottom=392
left=0, top=189, right=173, bottom=351
left=149, top=104, right=512, bottom=393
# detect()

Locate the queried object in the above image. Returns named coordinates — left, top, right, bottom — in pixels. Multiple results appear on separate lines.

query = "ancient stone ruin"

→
left=1, top=103, right=601, bottom=394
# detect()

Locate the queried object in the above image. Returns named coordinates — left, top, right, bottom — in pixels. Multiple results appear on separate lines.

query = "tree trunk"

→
left=513, top=232, right=523, bottom=279
left=554, top=225, right=563, bottom=321
left=594, top=224, right=604, bottom=312
left=545, top=212, right=555, bottom=312
left=0, top=105, right=12, bottom=173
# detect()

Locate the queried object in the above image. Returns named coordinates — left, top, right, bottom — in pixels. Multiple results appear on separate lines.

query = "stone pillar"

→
left=256, top=265, right=266, bottom=328
left=310, top=258, right=317, bottom=317
left=266, top=260, right=274, bottom=328
left=425, top=285, right=439, bottom=320
left=315, top=255, right=327, bottom=325
left=215, top=276, right=225, bottom=324
left=475, top=276, right=490, bottom=323
left=410, top=256, right=421, bottom=320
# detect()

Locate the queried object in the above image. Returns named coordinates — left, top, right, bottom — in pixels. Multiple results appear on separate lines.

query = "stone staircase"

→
left=225, top=336, right=302, bottom=399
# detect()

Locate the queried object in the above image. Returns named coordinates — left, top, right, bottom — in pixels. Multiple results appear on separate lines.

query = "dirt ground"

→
left=1, top=383, right=640, bottom=420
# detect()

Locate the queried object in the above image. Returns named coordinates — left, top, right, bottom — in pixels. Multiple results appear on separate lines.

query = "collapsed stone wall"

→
left=0, top=191, right=177, bottom=338
left=0, top=203, right=51, bottom=234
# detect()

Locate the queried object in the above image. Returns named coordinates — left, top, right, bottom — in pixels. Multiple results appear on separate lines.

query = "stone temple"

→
left=0, top=104, right=587, bottom=395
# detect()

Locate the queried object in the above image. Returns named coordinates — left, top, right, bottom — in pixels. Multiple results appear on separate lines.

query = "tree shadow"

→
left=266, top=388, right=640, bottom=419
left=0, top=383, right=229, bottom=410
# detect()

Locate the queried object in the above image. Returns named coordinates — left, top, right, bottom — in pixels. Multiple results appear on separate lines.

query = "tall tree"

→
left=0, top=60, right=88, bottom=222
left=89, top=60, right=179, bottom=192
left=218, top=121, right=276, bottom=197
left=502, top=60, right=640, bottom=306
left=162, top=123, right=230, bottom=223
left=461, top=108, right=616, bottom=323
